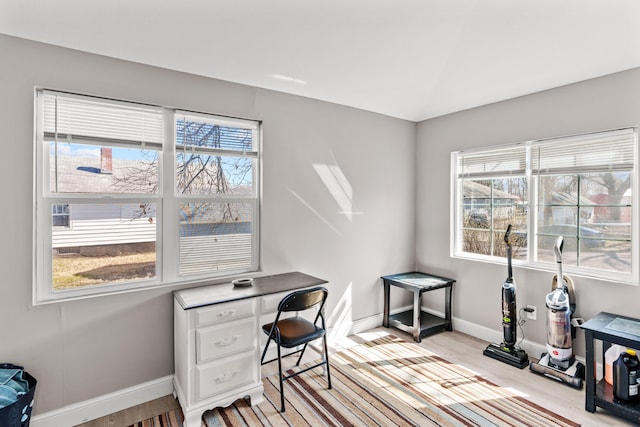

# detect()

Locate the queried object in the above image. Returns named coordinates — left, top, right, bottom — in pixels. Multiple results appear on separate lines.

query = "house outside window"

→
left=34, top=90, right=261, bottom=303
left=51, top=204, right=70, bottom=227
left=453, top=128, right=637, bottom=284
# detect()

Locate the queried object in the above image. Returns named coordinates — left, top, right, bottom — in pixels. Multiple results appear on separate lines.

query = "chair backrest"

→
left=278, top=286, right=328, bottom=313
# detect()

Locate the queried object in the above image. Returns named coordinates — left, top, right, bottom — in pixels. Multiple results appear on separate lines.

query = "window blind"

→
left=457, top=145, right=527, bottom=178
left=42, top=91, right=164, bottom=148
left=531, top=128, right=635, bottom=174
left=175, top=112, right=258, bottom=154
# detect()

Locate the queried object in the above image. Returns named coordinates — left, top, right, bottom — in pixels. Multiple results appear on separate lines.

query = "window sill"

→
left=450, top=252, right=638, bottom=287
left=32, top=271, right=263, bottom=306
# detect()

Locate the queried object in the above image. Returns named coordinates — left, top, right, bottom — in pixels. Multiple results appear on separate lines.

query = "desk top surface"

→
left=381, top=271, right=455, bottom=290
left=581, top=311, right=640, bottom=341
left=174, top=271, right=328, bottom=310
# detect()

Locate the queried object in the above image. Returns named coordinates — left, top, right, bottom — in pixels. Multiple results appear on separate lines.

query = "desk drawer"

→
left=196, top=353, right=257, bottom=401
left=196, top=317, right=256, bottom=364
left=261, top=288, right=314, bottom=314
left=261, top=291, right=289, bottom=314
left=195, top=299, right=255, bottom=327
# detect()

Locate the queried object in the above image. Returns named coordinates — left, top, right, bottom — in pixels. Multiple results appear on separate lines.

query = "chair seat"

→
left=262, top=317, right=325, bottom=348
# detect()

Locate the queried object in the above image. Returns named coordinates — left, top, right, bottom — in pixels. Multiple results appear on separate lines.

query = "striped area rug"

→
left=202, top=334, right=579, bottom=427
left=128, top=409, right=183, bottom=427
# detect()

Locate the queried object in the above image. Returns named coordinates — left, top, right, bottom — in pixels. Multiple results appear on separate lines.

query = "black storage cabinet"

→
left=581, top=312, right=640, bottom=424
left=0, top=364, right=37, bottom=427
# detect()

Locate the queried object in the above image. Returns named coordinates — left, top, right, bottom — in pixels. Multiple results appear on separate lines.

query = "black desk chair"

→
left=260, top=286, right=332, bottom=412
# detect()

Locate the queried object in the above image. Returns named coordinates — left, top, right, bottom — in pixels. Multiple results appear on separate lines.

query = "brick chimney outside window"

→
left=100, top=147, right=113, bottom=174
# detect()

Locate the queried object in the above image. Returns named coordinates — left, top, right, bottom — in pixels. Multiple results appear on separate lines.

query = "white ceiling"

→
left=1, top=0, right=640, bottom=121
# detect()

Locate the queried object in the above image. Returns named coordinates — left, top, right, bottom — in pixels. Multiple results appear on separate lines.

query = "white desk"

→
left=173, top=272, right=327, bottom=427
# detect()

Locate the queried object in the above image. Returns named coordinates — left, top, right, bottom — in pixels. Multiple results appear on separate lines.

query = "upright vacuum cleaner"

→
left=529, top=236, right=585, bottom=389
left=483, top=225, right=529, bottom=368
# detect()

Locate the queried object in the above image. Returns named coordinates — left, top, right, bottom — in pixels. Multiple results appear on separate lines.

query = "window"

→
left=453, top=128, right=637, bottom=284
left=51, top=204, right=70, bottom=227
left=456, top=145, right=528, bottom=260
left=34, top=90, right=260, bottom=303
left=174, top=112, right=259, bottom=276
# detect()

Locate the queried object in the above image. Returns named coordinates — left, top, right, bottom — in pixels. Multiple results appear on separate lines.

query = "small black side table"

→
left=581, top=312, right=640, bottom=423
left=381, top=272, right=455, bottom=342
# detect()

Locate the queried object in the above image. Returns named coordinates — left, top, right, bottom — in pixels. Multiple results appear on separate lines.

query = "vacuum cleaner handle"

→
left=553, top=236, right=564, bottom=263
left=554, top=236, right=566, bottom=288
left=504, top=224, right=512, bottom=245
left=504, top=225, right=513, bottom=280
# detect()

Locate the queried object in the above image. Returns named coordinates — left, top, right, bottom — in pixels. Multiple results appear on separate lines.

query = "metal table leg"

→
left=585, top=329, right=596, bottom=412
left=413, top=290, right=421, bottom=342
left=445, top=284, right=452, bottom=331
left=382, top=281, right=390, bottom=328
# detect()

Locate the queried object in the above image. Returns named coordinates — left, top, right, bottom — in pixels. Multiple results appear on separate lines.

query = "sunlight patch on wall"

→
left=328, top=281, right=354, bottom=341
left=313, top=154, right=363, bottom=221
left=289, top=190, right=342, bottom=236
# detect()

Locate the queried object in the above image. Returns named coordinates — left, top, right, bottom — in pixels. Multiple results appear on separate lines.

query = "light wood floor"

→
left=77, top=328, right=637, bottom=427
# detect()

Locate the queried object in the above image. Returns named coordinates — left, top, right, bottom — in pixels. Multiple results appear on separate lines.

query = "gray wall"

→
left=416, top=67, right=640, bottom=353
left=0, top=34, right=416, bottom=414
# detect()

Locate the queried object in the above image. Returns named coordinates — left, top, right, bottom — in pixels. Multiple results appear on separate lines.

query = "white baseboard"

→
left=348, top=305, right=549, bottom=358
left=31, top=375, right=174, bottom=427
left=31, top=316, right=383, bottom=427
left=452, top=314, right=547, bottom=358
left=31, top=309, right=587, bottom=426
left=335, top=313, right=384, bottom=337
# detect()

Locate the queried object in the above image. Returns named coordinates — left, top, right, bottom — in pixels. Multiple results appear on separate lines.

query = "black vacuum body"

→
left=502, top=279, right=517, bottom=346
left=483, top=225, right=529, bottom=369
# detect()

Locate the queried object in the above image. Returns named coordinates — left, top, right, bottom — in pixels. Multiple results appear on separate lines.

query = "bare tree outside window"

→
left=175, top=119, right=253, bottom=229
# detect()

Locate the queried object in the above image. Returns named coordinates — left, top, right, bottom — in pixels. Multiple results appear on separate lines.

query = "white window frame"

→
left=33, top=90, right=261, bottom=304
left=451, top=128, right=638, bottom=285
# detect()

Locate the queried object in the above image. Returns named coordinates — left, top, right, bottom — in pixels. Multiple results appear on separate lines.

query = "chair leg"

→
left=323, top=334, right=332, bottom=389
left=277, top=344, right=285, bottom=412
left=260, top=335, right=271, bottom=364
left=295, top=343, right=309, bottom=366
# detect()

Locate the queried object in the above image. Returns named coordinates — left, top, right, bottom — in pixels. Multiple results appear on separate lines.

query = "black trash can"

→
left=0, top=364, right=37, bottom=427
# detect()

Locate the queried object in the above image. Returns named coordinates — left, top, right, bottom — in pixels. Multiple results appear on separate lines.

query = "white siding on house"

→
left=52, top=204, right=156, bottom=248
left=179, top=234, right=252, bottom=275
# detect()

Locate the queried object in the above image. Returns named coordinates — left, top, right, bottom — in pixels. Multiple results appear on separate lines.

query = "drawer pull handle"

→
left=217, top=310, right=236, bottom=318
left=214, top=370, right=239, bottom=383
left=215, top=336, right=239, bottom=346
